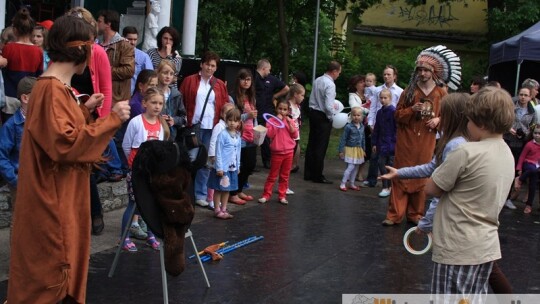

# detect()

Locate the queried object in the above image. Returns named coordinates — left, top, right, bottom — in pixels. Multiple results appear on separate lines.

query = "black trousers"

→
left=231, top=145, right=257, bottom=195
left=257, top=119, right=271, bottom=165
left=90, top=172, right=102, bottom=217
left=304, top=109, right=332, bottom=181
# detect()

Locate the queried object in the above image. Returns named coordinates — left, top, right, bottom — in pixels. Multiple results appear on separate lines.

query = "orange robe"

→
left=7, top=77, right=121, bottom=303
left=385, top=85, right=446, bottom=223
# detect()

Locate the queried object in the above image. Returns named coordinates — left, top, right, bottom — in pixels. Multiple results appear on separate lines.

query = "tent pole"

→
left=515, top=61, right=523, bottom=96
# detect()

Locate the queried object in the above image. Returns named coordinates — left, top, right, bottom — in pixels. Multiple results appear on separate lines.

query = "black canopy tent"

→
left=489, top=21, right=540, bottom=96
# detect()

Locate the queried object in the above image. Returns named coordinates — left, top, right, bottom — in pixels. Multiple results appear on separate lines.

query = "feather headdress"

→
left=415, top=45, right=461, bottom=90
left=404, top=45, right=461, bottom=106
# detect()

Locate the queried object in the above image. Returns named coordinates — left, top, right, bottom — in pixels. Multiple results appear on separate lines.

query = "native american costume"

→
left=7, top=77, right=121, bottom=303
left=385, top=45, right=461, bottom=224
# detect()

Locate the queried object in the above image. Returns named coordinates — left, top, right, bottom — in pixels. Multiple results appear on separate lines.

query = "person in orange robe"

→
left=7, top=16, right=130, bottom=303
left=382, top=47, right=452, bottom=226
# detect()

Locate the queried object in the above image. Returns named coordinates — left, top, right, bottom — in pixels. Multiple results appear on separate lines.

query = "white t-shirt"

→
left=192, top=77, right=216, bottom=129
left=431, top=138, right=514, bottom=265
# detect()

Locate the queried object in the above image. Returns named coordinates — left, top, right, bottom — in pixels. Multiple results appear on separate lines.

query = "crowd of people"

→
left=0, top=6, right=537, bottom=303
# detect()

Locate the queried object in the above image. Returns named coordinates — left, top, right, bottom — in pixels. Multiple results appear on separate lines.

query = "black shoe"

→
left=290, top=166, right=300, bottom=173
left=91, top=215, right=105, bottom=235
left=313, top=178, right=333, bottom=184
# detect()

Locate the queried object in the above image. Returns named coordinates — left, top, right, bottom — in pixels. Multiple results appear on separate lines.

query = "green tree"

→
left=487, top=0, right=540, bottom=42
left=195, top=0, right=538, bottom=95
left=196, top=1, right=377, bottom=81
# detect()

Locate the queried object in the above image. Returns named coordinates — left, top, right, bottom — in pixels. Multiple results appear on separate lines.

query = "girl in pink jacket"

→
left=258, top=100, right=299, bottom=205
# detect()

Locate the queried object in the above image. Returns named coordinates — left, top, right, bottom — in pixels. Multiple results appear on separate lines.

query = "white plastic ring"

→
left=403, top=226, right=432, bottom=255
left=263, top=113, right=285, bottom=129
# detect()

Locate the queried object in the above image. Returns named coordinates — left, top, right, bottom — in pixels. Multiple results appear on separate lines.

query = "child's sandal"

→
left=215, top=211, right=231, bottom=219
left=349, top=185, right=360, bottom=191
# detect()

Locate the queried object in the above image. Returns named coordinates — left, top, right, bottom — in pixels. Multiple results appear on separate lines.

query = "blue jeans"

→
left=194, top=129, right=212, bottom=200
left=113, top=124, right=130, bottom=174
left=104, top=139, right=124, bottom=175
left=520, top=162, right=539, bottom=205
left=121, top=172, right=154, bottom=239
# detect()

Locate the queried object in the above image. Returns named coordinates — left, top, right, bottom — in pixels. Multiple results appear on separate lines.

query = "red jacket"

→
left=180, top=73, right=228, bottom=127
left=266, top=116, right=298, bottom=154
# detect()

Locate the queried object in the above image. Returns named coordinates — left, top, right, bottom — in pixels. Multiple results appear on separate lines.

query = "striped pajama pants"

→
left=431, top=261, right=493, bottom=304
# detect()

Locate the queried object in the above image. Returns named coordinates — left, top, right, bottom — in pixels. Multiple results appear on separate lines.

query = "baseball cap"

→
left=17, top=77, right=37, bottom=99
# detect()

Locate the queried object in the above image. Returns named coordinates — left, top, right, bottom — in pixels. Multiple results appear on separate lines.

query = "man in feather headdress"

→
left=382, top=45, right=461, bottom=226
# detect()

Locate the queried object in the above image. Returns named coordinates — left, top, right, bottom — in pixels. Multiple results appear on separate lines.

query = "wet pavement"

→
left=1, top=159, right=540, bottom=303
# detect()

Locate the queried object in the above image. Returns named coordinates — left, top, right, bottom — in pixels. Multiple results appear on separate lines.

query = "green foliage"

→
left=194, top=0, right=534, bottom=97
left=487, top=1, right=540, bottom=42
left=332, top=42, right=424, bottom=104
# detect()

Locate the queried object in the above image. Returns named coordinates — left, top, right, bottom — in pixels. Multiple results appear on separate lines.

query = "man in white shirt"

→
left=364, top=65, right=403, bottom=187
left=304, top=61, right=341, bottom=184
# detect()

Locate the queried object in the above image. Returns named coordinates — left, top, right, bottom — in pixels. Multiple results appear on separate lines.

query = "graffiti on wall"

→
left=397, top=3, right=458, bottom=27
left=384, top=0, right=485, bottom=28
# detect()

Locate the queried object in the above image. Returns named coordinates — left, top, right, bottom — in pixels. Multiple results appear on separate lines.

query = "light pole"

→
left=312, top=0, right=321, bottom=84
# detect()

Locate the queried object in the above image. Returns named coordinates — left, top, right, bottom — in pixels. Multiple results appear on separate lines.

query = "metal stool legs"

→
left=185, top=229, right=211, bottom=288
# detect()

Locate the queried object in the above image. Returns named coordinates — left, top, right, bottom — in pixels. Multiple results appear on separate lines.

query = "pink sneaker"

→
left=121, top=238, right=137, bottom=252
left=146, top=236, right=160, bottom=250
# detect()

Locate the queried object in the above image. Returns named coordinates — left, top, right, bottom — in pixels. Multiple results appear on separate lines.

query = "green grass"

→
left=299, top=118, right=342, bottom=160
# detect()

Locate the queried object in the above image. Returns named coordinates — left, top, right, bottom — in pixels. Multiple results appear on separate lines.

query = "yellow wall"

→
left=360, top=0, right=487, bottom=34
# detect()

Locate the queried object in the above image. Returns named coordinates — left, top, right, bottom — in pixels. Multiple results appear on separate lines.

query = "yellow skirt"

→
left=344, top=146, right=365, bottom=165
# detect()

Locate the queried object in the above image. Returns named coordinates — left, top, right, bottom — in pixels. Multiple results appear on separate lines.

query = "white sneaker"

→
left=378, top=189, right=391, bottom=198
left=258, top=197, right=267, bottom=204
left=195, top=199, right=209, bottom=207
left=286, top=188, right=295, bottom=195
left=504, top=199, right=517, bottom=210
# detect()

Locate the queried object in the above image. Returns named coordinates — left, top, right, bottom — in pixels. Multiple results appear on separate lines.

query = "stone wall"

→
left=0, top=181, right=129, bottom=229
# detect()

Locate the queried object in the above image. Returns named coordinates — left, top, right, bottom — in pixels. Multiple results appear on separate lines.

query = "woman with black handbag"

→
left=179, top=51, right=229, bottom=207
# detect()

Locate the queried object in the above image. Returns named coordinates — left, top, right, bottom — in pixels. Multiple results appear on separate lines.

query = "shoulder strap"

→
left=198, top=77, right=217, bottom=123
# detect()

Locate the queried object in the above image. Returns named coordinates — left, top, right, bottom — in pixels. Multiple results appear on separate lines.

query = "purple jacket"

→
left=371, top=105, right=396, bottom=156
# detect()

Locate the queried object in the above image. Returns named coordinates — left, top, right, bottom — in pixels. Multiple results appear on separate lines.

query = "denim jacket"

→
left=338, top=122, right=365, bottom=153
left=0, top=109, right=24, bottom=187
left=162, top=87, right=187, bottom=141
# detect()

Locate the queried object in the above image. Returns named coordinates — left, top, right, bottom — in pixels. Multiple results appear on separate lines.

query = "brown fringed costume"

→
left=132, top=140, right=195, bottom=276
left=7, top=77, right=121, bottom=303
left=384, top=45, right=462, bottom=225
left=386, top=86, right=445, bottom=223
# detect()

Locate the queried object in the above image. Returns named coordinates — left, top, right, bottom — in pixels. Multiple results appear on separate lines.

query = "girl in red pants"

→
left=258, top=100, right=299, bottom=205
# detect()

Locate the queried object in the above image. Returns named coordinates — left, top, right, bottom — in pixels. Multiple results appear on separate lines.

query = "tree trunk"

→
left=277, top=0, right=289, bottom=84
